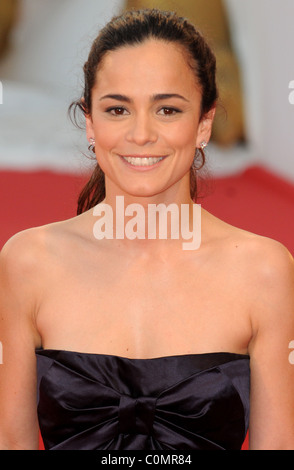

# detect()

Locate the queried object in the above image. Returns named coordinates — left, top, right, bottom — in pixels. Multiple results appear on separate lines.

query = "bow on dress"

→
left=36, top=351, right=249, bottom=450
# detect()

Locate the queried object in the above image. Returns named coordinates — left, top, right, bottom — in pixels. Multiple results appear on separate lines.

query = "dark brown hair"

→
left=69, top=9, right=218, bottom=214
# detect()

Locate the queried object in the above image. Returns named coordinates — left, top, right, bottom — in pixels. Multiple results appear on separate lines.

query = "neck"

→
left=92, top=190, right=201, bottom=253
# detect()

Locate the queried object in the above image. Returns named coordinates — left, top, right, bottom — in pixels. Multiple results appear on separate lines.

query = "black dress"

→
left=36, top=349, right=250, bottom=450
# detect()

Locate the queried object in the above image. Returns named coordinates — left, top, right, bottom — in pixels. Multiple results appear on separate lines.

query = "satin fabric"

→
left=36, top=350, right=250, bottom=450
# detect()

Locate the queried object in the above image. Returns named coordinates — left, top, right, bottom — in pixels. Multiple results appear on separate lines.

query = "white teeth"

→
left=122, top=156, right=163, bottom=166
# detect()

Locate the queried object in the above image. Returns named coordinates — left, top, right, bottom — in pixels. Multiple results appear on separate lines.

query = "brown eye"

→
left=113, top=107, right=125, bottom=115
left=159, top=107, right=180, bottom=116
left=106, top=107, right=128, bottom=116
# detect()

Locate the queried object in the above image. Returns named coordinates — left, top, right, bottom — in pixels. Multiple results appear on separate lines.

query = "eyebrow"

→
left=99, top=93, right=189, bottom=103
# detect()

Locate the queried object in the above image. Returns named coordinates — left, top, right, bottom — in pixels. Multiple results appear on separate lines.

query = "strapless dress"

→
left=36, top=349, right=250, bottom=450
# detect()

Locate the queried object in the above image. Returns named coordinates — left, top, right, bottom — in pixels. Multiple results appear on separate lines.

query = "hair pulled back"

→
left=69, top=9, right=218, bottom=214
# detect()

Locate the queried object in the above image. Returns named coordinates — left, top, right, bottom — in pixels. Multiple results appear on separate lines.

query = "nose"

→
left=126, top=112, right=158, bottom=146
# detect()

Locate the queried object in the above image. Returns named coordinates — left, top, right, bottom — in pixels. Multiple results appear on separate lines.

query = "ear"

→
left=81, top=98, right=95, bottom=142
left=85, top=111, right=95, bottom=143
left=196, top=107, right=216, bottom=148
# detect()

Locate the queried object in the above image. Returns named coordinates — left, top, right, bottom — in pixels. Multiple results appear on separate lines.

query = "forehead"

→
left=94, top=39, right=200, bottom=97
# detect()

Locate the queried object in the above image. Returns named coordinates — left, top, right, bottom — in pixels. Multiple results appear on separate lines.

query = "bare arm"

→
left=248, top=240, right=294, bottom=449
left=0, top=231, right=42, bottom=449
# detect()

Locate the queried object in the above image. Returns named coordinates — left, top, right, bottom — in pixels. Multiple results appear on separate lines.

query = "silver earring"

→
left=192, top=142, right=206, bottom=170
left=88, top=137, right=96, bottom=153
left=200, top=141, right=207, bottom=150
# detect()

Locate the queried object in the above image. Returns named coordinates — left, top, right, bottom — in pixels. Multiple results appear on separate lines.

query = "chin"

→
left=124, top=189, right=164, bottom=199
left=116, top=181, right=167, bottom=199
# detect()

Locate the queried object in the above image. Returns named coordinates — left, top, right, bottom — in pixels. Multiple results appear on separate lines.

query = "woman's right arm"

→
left=0, top=231, right=42, bottom=449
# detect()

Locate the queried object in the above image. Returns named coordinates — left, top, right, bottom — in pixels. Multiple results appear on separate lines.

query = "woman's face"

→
left=86, top=39, right=215, bottom=202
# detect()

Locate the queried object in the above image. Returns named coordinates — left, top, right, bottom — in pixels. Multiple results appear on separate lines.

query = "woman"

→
left=0, top=9, right=294, bottom=450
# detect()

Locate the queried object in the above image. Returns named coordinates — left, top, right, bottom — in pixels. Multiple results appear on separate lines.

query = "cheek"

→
left=94, top=124, right=117, bottom=152
left=90, top=122, right=118, bottom=174
left=170, top=121, right=198, bottom=158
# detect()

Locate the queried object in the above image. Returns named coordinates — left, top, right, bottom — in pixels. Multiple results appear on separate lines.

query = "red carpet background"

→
left=1, top=164, right=294, bottom=450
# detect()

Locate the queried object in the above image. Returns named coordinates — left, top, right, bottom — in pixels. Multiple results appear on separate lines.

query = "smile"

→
left=120, top=155, right=165, bottom=166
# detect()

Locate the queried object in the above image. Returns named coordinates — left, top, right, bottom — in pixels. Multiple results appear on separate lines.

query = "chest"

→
left=37, top=245, right=252, bottom=356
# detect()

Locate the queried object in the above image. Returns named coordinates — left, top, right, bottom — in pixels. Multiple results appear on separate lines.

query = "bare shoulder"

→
left=202, top=212, right=294, bottom=448
left=1, top=225, right=51, bottom=281
left=0, top=227, right=53, bottom=333
left=203, top=208, right=293, bottom=274
left=0, top=215, right=84, bottom=293
left=1, top=212, right=88, bottom=268
left=233, top=227, right=293, bottom=273
left=244, top=233, right=294, bottom=328
left=230, top=226, right=294, bottom=291
left=218, top=214, right=293, bottom=323
left=0, top=216, right=89, bottom=351
left=203, top=208, right=294, bottom=311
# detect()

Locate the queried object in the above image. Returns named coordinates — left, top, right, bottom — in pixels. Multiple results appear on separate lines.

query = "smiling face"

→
left=85, top=39, right=215, bottom=204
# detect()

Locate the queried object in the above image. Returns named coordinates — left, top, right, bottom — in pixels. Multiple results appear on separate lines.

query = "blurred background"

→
left=1, top=0, right=294, bottom=255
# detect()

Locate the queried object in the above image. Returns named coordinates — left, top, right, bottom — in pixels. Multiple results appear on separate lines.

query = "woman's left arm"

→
left=248, top=241, right=294, bottom=450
